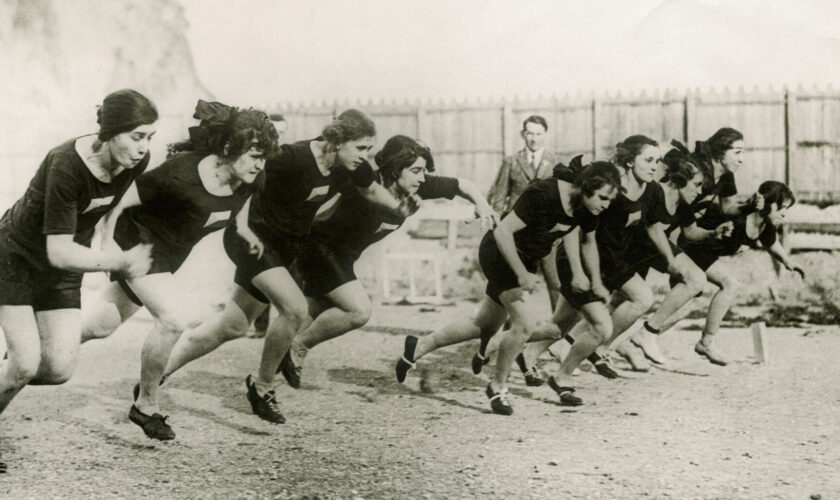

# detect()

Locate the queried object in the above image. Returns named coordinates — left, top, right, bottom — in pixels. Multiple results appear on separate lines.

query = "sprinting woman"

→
left=165, top=109, right=409, bottom=424
left=0, top=90, right=157, bottom=457
left=79, top=100, right=278, bottom=440
left=162, top=135, right=497, bottom=390
left=625, top=128, right=749, bottom=365
left=555, top=136, right=708, bottom=376
left=396, top=158, right=622, bottom=415
left=652, top=180, right=802, bottom=365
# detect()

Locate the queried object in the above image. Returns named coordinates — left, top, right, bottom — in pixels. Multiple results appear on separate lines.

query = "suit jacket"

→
left=487, top=148, right=561, bottom=214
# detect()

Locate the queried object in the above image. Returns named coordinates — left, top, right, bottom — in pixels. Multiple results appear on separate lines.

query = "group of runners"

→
left=0, top=90, right=804, bottom=467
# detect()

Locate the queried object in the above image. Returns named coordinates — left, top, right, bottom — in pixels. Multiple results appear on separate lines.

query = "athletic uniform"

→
left=480, top=176, right=596, bottom=305
left=297, top=174, right=460, bottom=297
left=692, top=168, right=737, bottom=231
left=225, top=139, right=375, bottom=302
left=0, top=137, right=149, bottom=310
left=623, top=182, right=694, bottom=277
left=680, top=217, right=778, bottom=272
left=592, top=180, right=663, bottom=291
left=111, top=151, right=260, bottom=304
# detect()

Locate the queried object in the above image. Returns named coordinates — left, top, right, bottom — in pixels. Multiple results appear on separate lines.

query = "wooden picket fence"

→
left=270, top=85, right=840, bottom=204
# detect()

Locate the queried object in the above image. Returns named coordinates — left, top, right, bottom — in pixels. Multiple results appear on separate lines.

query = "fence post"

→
left=684, top=92, right=696, bottom=144
left=591, top=97, right=600, bottom=159
left=416, top=106, right=427, bottom=141
left=501, top=102, right=513, bottom=158
left=784, top=88, right=794, bottom=187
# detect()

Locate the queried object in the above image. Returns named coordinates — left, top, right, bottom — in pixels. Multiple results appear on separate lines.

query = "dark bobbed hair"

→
left=758, top=180, right=795, bottom=217
left=522, top=115, right=548, bottom=132
left=374, top=135, right=435, bottom=187
left=168, top=100, right=278, bottom=160
left=662, top=140, right=705, bottom=188
left=560, top=155, right=623, bottom=210
left=97, top=89, right=158, bottom=141
left=322, top=109, right=376, bottom=145
left=614, top=135, right=658, bottom=169
left=693, top=127, right=744, bottom=176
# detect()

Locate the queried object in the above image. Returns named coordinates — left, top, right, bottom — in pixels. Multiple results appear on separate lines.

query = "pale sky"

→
left=182, top=0, right=840, bottom=106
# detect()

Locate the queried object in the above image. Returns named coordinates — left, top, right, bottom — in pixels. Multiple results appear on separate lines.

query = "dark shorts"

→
left=295, top=238, right=359, bottom=298
left=113, top=217, right=190, bottom=275
left=626, top=239, right=684, bottom=277
left=223, top=224, right=301, bottom=303
left=0, top=246, right=82, bottom=311
left=555, top=251, right=604, bottom=309
left=478, top=232, right=538, bottom=306
left=597, top=243, right=639, bottom=292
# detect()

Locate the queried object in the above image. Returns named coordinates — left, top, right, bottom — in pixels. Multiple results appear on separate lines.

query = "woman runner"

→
left=624, top=128, right=751, bottom=365
left=0, top=90, right=157, bottom=466
left=557, top=136, right=708, bottom=375
left=164, top=109, right=409, bottom=424
left=162, top=135, right=497, bottom=391
left=396, top=158, right=622, bottom=415
left=79, top=100, right=278, bottom=440
left=651, top=180, right=802, bottom=365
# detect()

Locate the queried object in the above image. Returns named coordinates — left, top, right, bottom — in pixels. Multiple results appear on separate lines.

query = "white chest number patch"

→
left=82, top=196, right=115, bottom=214
left=375, top=222, right=400, bottom=233
left=305, top=185, right=330, bottom=202
left=625, top=210, right=641, bottom=227
left=549, top=222, right=571, bottom=233
left=204, top=210, right=232, bottom=227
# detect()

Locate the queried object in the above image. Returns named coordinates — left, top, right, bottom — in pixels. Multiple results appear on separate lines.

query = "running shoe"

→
left=485, top=383, right=513, bottom=416
left=516, top=353, right=545, bottom=386
left=245, top=375, right=286, bottom=424
left=695, top=341, right=728, bottom=366
left=592, top=357, right=619, bottom=379
left=471, top=351, right=489, bottom=375
left=128, top=405, right=175, bottom=440
left=395, top=335, right=418, bottom=383
left=277, top=341, right=307, bottom=389
left=547, top=376, right=583, bottom=406
left=631, top=330, right=669, bottom=365
left=615, top=342, right=650, bottom=372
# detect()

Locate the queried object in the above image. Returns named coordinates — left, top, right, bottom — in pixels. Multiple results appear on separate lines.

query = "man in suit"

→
left=488, top=115, right=560, bottom=214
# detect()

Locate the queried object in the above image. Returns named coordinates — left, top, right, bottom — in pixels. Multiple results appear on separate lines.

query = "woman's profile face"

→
left=396, top=157, right=427, bottom=195
left=721, top=140, right=745, bottom=171
left=229, top=145, right=266, bottom=184
left=582, top=185, right=617, bottom=215
left=679, top=170, right=705, bottom=204
left=109, top=123, right=157, bottom=169
left=336, top=136, right=375, bottom=170
left=629, top=144, right=661, bottom=183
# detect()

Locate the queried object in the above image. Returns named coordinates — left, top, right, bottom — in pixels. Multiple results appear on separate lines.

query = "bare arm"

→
left=46, top=233, right=149, bottom=277
left=99, top=182, right=142, bottom=250
left=493, top=212, right=538, bottom=292
left=455, top=177, right=499, bottom=231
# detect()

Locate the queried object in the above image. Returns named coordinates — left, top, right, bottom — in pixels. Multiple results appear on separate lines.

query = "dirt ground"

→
left=0, top=297, right=838, bottom=499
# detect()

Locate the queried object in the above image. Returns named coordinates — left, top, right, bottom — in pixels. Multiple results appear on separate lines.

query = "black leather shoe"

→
left=548, top=376, right=583, bottom=406
left=128, top=405, right=175, bottom=440
left=245, top=375, right=286, bottom=424
left=485, top=383, right=513, bottom=416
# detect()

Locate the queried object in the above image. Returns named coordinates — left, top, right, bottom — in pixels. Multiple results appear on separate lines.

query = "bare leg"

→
left=164, top=286, right=266, bottom=379
left=0, top=306, right=42, bottom=415
left=294, top=280, right=371, bottom=350
left=80, top=282, right=141, bottom=343
left=413, top=297, right=507, bottom=361
left=252, top=268, right=309, bottom=394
